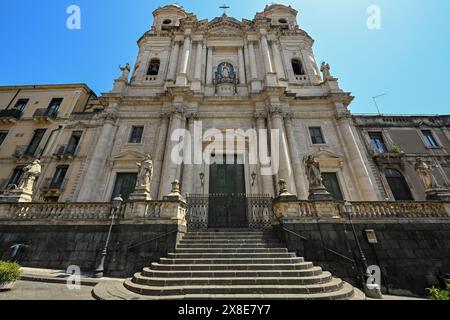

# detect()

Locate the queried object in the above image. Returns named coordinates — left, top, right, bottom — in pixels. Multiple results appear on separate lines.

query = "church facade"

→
left=0, top=4, right=449, bottom=211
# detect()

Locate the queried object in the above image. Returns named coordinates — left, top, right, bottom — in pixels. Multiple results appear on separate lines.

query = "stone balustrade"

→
left=345, top=201, right=449, bottom=219
left=273, top=199, right=450, bottom=222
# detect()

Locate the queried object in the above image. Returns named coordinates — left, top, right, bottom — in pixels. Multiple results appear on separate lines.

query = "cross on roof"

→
left=220, top=4, right=230, bottom=16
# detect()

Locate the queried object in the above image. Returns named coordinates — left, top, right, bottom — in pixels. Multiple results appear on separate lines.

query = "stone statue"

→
left=415, top=158, right=440, bottom=190
left=119, top=63, right=131, bottom=80
left=222, top=66, right=230, bottom=78
left=136, top=155, right=153, bottom=191
left=18, top=160, right=41, bottom=193
left=320, top=61, right=332, bottom=81
left=305, top=155, right=324, bottom=189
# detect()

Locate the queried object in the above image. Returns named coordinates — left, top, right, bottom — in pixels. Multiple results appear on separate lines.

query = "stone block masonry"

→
left=278, top=222, right=450, bottom=297
left=0, top=224, right=185, bottom=277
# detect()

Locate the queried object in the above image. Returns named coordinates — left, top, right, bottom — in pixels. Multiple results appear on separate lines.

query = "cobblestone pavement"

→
left=0, top=280, right=95, bottom=300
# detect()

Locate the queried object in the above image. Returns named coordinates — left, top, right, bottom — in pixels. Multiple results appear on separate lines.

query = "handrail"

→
left=271, top=208, right=356, bottom=264
left=127, top=228, right=183, bottom=250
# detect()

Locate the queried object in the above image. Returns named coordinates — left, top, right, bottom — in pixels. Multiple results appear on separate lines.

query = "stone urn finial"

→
left=278, top=179, right=288, bottom=196
left=171, top=180, right=181, bottom=194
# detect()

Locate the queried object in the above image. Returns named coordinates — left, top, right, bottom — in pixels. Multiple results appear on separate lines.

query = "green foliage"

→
left=388, top=144, right=402, bottom=154
left=426, top=286, right=450, bottom=300
left=0, top=261, right=22, bottom=282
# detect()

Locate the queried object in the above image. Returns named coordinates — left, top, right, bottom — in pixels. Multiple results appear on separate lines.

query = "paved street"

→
left=0, top=280, right=95, bottom=300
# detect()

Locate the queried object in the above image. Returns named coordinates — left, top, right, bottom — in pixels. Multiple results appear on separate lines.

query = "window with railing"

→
left=8, top=166, right=25, bottom=188
left=368, top=132, right=388, bottom=153
left=292, top=59, right=305, bottom=76
left=34, top=98, right=62, bottom=118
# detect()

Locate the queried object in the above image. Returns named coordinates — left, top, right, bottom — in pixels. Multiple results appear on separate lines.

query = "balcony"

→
left=12, top=145, right=41, bottom=160
left=33, top=108, right=58, bottom=123
left=53, top=145, right=77, bottom=160
left=368, top=144, right=405, bottom=170
left=0, top=109, right=23, bottom=124
left=40, top=177, right=68, bottom=198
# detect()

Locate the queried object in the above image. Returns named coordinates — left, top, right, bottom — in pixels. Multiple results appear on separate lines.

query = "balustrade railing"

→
left=343, top=201, right=448, bottom=219
left=6, top=202, right=126, bottom=221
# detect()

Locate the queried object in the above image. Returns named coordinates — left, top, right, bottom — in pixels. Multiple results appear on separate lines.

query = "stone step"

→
left=180, top=237, right=278, bottom=242
left=167, top=252, right=297, bottom=259
left=182, top=234, right=276, bottom=239
left=132, top=272, right=333, bottom=287
left=93, top=281, right=359, bottom=300
left=151, top=262, right=315, bottom=271
left=159, top=257, right=304, bottom=265
left=123, top=278, right=345, bottom=296
left=177, top=243, right=283, bottom=249
left=141, top=266, right=324, bottom=278
left=179, top=239, right=279, bottom=244
left=175, top=247, right=289, bottom=254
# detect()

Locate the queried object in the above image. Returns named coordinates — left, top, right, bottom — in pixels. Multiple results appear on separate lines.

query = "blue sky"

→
left=0, top=0, right=449, bottom=115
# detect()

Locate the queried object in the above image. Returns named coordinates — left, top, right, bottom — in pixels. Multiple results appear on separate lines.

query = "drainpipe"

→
left=5, top=89, right=21, bottom=109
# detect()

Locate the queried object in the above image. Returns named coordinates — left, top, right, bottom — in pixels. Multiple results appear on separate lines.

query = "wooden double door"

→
left=208, top=156, right=247, bottom=228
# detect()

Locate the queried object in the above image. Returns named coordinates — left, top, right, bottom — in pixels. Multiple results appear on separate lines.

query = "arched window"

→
left=147, top=59, right=160, bottom=76
left=385, top=169, right=413, bottom=200
left=292, top=59, right=305, bottom=75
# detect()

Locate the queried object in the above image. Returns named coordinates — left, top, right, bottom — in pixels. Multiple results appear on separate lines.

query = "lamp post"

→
left=94, top=195, right=123, bottom=278
left=343, top=201, right=371, bottom=288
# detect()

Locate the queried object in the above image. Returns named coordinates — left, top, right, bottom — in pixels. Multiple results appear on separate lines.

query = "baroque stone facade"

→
left=0, top=4, right=449, bottom=205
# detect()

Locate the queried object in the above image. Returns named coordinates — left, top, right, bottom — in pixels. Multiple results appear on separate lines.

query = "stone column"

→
left=337, top=112, right=378, bottom=201
left=159, top=107, right=185, bottom=198
left=151, top=113, right=170, bottom=200
left=78, top=111, right=117, bottom=201
left=271, top=41, right=286, bottom=80
left=176, top=34, right=191, bottom=85
left=260, top=33, right=274, bottom=74
left=167, top=41, right=180, bottom=81
left=247, top=41, right=258, bottom=80
left=255, top=113, right=274, bottom=196
left=180, top=35, right=191, bottom=74
left=194, top=42, right=203, bottom=80
left=206, top=47, right=214, bottom=85
left=284, top=115, right=308, bottom=199
left=238, top=47, right=246, bottom=85
left=181, top=114, right=196, bottom=196
left=269, top=107, right=296, bottom=195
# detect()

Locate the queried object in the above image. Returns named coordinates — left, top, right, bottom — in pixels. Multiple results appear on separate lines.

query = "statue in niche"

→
left=222, top=65, right=230, bottom=78
left=136, top=155, right=153, bottom=191
left=415, top=158, right=440, bottom=190
left=18, top=160, right=41, bottom=193
left=305, top=155, right=324, bottom=189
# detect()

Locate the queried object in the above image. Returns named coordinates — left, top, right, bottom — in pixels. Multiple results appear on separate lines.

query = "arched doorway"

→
left=385, top=169, right=413, bottom=200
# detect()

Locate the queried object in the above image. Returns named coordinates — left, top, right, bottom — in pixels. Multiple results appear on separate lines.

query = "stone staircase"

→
left=93, top=230, right=364, bottom=300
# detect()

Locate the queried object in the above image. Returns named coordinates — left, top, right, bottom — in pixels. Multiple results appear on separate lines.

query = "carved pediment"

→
left=111, top=149, right=146, bottom=162
left=208, top=24, right=242, bottom=36
left=307, top=150, right=344, bottom=169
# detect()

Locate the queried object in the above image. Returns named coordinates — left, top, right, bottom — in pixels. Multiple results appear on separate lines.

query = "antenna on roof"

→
left=372, top=93, right=387, bottom=115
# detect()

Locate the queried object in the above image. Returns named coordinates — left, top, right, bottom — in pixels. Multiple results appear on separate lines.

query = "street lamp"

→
left=251, top=171, right=257, bottom=187
left=343, top=200, right=371, bottom=289
left=94, top=195, right=123, bottom=278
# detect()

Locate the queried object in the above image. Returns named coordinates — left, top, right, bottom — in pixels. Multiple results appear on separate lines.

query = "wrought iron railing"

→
left=33, top=108, right=58, bottom=119
left=186, top=194, right=274, bottom=230
left=0, top=109, right=23, bottom=119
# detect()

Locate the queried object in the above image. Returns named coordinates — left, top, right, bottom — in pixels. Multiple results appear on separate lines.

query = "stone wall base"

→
left=0, top=224, right=186, bottom=278
left=276, top=221, right=450, bottom=297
